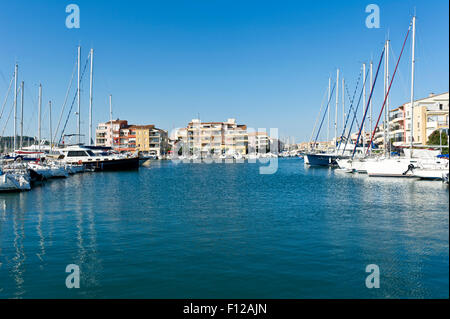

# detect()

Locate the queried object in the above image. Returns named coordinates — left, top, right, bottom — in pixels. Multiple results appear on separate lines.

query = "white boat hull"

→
left=413, top=169, right=449, bottom=180
left=366, top=158, right=417, bottom=177
left=0, top=174, right=31, bottom=192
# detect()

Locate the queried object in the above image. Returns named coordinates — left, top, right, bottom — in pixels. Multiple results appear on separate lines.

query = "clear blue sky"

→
left=0, top=0, right=448, bottom=143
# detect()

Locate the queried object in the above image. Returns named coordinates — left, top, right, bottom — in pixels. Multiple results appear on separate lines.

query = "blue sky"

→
left=0, top=0, right=448, bottom=143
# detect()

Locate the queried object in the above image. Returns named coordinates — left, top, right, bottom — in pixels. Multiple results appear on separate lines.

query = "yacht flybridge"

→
left=56, top=145, right=139, bottom=171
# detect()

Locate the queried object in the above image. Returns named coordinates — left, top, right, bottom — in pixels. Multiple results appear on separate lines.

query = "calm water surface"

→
left=0, top=158, right=448, bottom=298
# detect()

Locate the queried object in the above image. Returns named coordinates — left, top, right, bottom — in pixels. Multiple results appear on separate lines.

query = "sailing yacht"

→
left=365, top=149, right=445, bottom=177
left=362, top=16, right=446, bottom=178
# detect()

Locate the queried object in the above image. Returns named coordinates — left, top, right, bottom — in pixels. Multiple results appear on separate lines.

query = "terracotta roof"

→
left=128, top=124, right=155, bottom=129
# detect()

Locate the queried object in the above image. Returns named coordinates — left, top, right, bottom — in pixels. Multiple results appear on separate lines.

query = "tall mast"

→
left=38, top=84, right=42, bottom=152
left=89, top=48, right=94, bottom=145
left=386, top=40, right=390, bottom=157
left=369, top=61, right=373, bottom=143
left=342, top=77, right=345, bottom=135
left=409, top=16, right=416, bottom=156
left=110, top=94, right=113, bottom=149
left=335, top=68, right=339, bottom=152
left=327, top=76, right=331, bottom=151
left=383, top=41, right=387, bottom=156
left=20, top=81, right=24, bottom=149
left=362, top=63, right=366, bottom=154
left=49, top=101, right=52, bottom=152
left=13, top=64, right=18, bottom=151
left=77, top=45, right=81, bottom=144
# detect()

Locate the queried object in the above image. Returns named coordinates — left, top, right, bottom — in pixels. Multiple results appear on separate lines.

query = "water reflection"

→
left=11, top=194, right=26, bottom=298
left=0, top=160, right=448, bottom=298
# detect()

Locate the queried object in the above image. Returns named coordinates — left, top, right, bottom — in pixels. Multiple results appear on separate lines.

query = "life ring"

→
left=78, top=160, right=83, bottom=165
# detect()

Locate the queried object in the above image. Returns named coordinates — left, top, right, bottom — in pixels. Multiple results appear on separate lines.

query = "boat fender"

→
left=402, top=164, right=415, bottom=175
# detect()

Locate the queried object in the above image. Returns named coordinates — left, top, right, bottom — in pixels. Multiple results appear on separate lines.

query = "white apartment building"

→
left=95, top=119, right=129, bottom=149
left=180, top=118, right=248, bottom=155
left=388, top=92, right=449, bottom=147
left=248, top=131, right=270, bottom=153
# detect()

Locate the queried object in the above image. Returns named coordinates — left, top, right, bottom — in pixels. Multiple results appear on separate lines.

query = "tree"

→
left=427, top=130, right=449, bottom=154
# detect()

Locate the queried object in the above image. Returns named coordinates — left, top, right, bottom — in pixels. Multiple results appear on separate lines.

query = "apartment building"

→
left=248, top=131, right=270, bottom=153
left=95, top=119, right=169, bottom=156
left=133, top=125, right=169, bottom=157
left=179, top=118, right=248, bottom=155
left=388, top=92, right=449, bottom=147
left=95, top=119, right=129, bottom=149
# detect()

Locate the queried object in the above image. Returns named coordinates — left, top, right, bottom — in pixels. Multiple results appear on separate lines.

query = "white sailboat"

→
left=0, top=164, right=31, bottom=192
left=363, top=16, right=446, bottom=178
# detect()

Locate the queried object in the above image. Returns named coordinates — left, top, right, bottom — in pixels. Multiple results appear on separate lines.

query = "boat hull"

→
left=305, top=154, right=339, bottom=167
left=413, top=169, right=449, bottom=180
left=366, top=158, right=417, bottom=177
left=82, top=157, right=140, bottom=171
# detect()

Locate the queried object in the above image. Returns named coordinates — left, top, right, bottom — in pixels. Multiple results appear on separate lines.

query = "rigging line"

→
left=415, top=28, right=430, bottom=81
left=367, top=23, right=412, bottom=155
left=54, top=55, right=78, bottom=143
left=309, top=86, right=329, bottom=147
left=353, top=46, right=385, bottom=158
left=23, top=84, right=40, bottom=138
left=0, top=68, right=9, bottom=89
left=0, top=98, right=15, bottom=139
left=342, top=67, right=371, bottom=155
left=336, top=71, right=364, bottom=153
left=389, top=42, right=409, bottom=100
left=344, top=81, right=362, bottom=133
left=312, top=82, right=336, bottom=150
left=58, top=53, right=90, bottom=144
left=0, top=75, right=14, bottom=121
left=341, top=69, right=363, bottom=138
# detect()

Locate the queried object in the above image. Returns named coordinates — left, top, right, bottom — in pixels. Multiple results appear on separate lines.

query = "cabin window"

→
left=67, top=151, right=88, bottom=157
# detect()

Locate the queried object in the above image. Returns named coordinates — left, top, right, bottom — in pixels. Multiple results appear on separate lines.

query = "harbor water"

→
left=0, top=158, right=448, bottom=298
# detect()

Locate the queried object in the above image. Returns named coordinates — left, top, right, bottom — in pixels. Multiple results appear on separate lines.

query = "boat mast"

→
left=362, top=63, right=366, bottom=154
left=77, top=45, right=81, bottom=145
left=13, top=64, right=18, bottom=151
left=20, top=81, right=24, bottom=149
left=386, top=39, right=390, bottom=158
left=327, top=76, right=331, bottom=151
left=342, top=77, right=345, bottom=137
left=89, top=48, right=94, bottom=145
left=409, top=16, right=416, bottom=156
left=369, top=61, right=373, bottom=145
left=49, top=101, right=52, bottom=152
left=110, top=94, right=113, bottom=149
left=335, top=68, right=339, bottom=153
left=38, top=84, right=42, bottom=152
left=383, top=40, right=387, bottom=156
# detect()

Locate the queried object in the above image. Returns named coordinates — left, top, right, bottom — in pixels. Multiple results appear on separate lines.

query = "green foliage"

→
left=427, top=130, right=448, bottom=154
left=427, top=130, right=448, bottom=145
